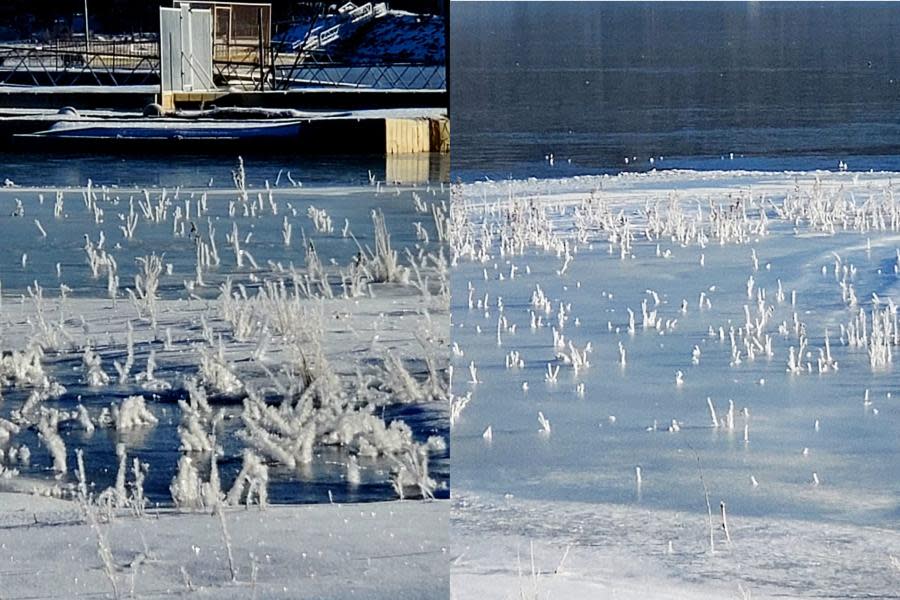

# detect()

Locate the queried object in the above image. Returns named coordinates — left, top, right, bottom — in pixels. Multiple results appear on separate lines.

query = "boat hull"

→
left=26, top=119, right=304, bottom=141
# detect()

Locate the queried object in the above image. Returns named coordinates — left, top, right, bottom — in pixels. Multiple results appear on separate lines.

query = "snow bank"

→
left=452, top=491, right=900, bottom=599
left=0, top=493, right=448, bottom=599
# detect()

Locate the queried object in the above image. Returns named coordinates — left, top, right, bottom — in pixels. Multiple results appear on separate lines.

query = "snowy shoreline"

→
left=0, top=492, right=448, bottom=599
left=451, top=491, right=899, bottom=600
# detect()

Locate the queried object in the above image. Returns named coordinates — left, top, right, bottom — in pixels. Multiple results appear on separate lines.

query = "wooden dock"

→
left=0, top=86, right=448, bottom=155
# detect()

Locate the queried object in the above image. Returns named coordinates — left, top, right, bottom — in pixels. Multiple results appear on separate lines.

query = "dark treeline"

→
left=0, top=0, right=445, bottom=40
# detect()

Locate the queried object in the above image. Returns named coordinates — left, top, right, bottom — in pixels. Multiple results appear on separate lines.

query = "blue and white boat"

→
left=24, top=118, right=305, bottom=141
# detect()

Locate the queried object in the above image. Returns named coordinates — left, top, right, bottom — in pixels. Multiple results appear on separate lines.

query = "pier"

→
left=0, top=1, right=448, bottom=157
left=0, top=103, right=449, bottom=156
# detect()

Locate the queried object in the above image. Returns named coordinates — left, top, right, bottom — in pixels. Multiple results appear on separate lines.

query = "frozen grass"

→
left=0, top=165, right=447, bottom=500
left=0, top=164, right=449, bottom=596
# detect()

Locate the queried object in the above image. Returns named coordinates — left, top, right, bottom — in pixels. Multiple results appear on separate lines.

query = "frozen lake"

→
left=0, top=157, right=450, bottom=507
left=450, top=170, right=900, bottom=597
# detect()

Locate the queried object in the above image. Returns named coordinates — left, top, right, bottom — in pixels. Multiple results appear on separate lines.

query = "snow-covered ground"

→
left=0, top=492, right=448, bottom=599
left=346, top=11, right=445, bottom=63
left=281, top=9, right=445, bottom=64
left=450, top=170, right=900, bottom=597
left=452, top=491, right=900, bottom=600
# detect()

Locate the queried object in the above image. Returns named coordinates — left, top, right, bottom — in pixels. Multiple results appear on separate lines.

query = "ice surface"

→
left=450, top=170, right=900, bottom=596
left=0, top=173, right=450, bottom=505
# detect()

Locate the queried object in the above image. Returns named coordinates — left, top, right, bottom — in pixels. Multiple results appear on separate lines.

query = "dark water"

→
left=452, top=1, right=900, bottom=180
left=0, top=152, right=448, bottom=188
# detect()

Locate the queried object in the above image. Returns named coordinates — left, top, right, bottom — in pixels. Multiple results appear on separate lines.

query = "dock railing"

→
left=0, top=40, right=159, bottom=86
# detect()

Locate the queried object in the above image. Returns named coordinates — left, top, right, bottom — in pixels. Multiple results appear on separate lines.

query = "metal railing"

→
left=211, top=40, right=445, bottom=91
left=0, top=33, right=444, bottom=92
left=285, top=2, right=385, bottom=52
left=275, top=62, right=445, bottom=90
left=0, top=40, right=159, bottom=86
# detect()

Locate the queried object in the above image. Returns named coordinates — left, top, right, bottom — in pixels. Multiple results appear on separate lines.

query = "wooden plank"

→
left=386, top=117, right=447, bottom=154
left=160, top=91, right=175, bottom=111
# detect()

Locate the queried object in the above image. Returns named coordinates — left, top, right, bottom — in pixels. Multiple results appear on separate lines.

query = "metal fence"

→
left=174, top=1, right=271, bottom=47
left=0, top=35, right=445, bottom=92
left=0, top=40, right=159, bottom=86
left=275, top=62, right=445, bottom=90
left=208, top=39, right=445, bottom=91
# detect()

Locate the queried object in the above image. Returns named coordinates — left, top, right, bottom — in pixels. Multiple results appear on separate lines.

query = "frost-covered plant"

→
left=229, top=221, right=244, bottom=268
left=135, top=350, right=171, bottom=391
left=200, top=444, right=225, bottom=510
left=36, top=410, right=67, bottom=475
left=75, top=448, right=89, bottom=502
left=113, top=395, right=158, bottom=430
left=236, top=419, right=289, bottom=466
left=391, top=446, right=435, bottom=500
left=106, top=254, right=119, bottom=301
left=76, top=449, right=120, bottom=599
left=97, top=443, right=130, bottom=512
left=218, top=279, right=257, bottom=341
left=282, top=216, right=292, bottom=246
left=134, top=254, right=163, bottom=327
left=225, top=449, right=269, bottom=508
left=411, top=191, right=428, bottom=213
left=232, top=156, right=248, bottom=203
left=450, top=391, right=472, bottom=429
left=404, top=246, right=450, bottom=302
left=13, top=444, right=30, bottom=465
left=76, top=404, right=95, bottom=433
left=53, top=190, right=64, bottom=218
left=306, top=206, right=334, bottom=233
left=170, top=455, right=203, bottom=510
left=198, top=343, right=244, bottom=397
left=377, top=335, right=449, bottom=404
left=83, top=345, right=110, bottom=387
left=380, top=352, right=429, bottom=403
left=0, top=345, right=50, bottom=389
left=119, top=198, right=138, bottom=240
left=184, top=377, right=213, bottom=415
left=367, top=209, right=410, bottom=284
left=83, top=232, right=110, bottom=279
left=216, top=504, right=238, bottom=582
left=845, top=300, right=899, bottom=369
left=340, top=255, right=370, bottom=298
left=305, top=248, right=335, bottom=300
left=176, top=401, right=216, bottom=453
left=171, top=439, right=222, bottom=512
left=26, top=281, right=73, bottom=352
left=128, top=458, right=148, bottom=518
left=110, top=321, right=135, bottom=385
left=137, top=188, right=169, bottom=223
left=537, top=411, right=551, bottom=434
left=0, top=417, right=20, bottom=444
left=327, top=411, right=417, bottom=457
left=346, top=455, right=361, bottom=485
